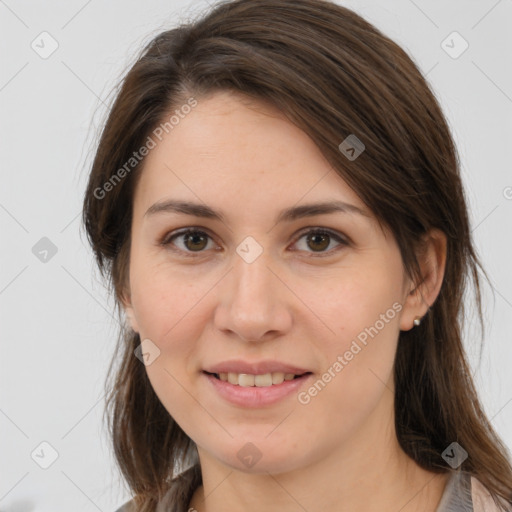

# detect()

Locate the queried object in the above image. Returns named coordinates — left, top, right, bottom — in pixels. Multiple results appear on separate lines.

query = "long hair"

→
left=81, top=1, right=512, bottom=510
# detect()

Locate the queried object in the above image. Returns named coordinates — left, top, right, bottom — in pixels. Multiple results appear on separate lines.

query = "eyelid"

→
left=290, top=227, right=349, bottom=256
left=160, top=226, right=219, bottom=254
left=160, top=226, right=349, bottom=257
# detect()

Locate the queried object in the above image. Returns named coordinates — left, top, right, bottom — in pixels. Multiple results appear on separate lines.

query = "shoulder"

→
left=114, top=500, right=136, bottom=512
left=436, top=471, right=511, bottom=512
left=470, top=475, right=511, bottom=512
left=113, top=464, right=202, bottom=512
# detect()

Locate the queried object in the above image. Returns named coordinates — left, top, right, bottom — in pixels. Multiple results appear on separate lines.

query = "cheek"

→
left=129, top=260, right=223, bottom=399
left=297, top=264, right=403, bottom=418
left=303, top=261, right=404, bottom=350
left=129, top=266, right=213, bottom=430
left=129, top=254, right=211, bottom=343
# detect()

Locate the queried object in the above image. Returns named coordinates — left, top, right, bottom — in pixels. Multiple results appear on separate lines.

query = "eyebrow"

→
left=144, top=199, right=371, bottom=223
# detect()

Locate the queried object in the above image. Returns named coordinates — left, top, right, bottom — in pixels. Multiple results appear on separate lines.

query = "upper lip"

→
left=204, top=360, right=311, bottom=375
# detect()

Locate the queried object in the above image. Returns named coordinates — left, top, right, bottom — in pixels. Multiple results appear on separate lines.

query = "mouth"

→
left=202, top=369, right=314, bottom=407
left=201, top=360, right=314, bottom=407
left=203, top=371, right=312, bottom=387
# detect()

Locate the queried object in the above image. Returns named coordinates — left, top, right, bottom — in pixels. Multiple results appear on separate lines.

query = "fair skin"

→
left=122, top=91, right=449, bottom=512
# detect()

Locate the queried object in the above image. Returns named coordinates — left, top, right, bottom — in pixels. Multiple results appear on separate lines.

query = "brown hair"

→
left=81, top=1, right=512, bottom=510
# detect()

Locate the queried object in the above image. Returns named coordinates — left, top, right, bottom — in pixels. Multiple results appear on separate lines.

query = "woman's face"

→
left=124, top=91, right=419, bottom=474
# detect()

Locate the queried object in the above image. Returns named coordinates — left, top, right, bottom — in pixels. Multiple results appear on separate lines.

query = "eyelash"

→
left=159, top=227, right=349, bottom=258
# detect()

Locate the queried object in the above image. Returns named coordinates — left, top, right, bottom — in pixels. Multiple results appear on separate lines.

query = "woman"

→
left=81, top=1, right=512, bottom=511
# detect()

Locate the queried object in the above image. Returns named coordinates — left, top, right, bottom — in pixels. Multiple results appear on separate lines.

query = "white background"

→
left=1, top=0, right=511, bottom=510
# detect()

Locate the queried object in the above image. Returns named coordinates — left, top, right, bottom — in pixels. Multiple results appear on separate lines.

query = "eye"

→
left=161, top=228, right=217, bottom=255
left=292, top=228, right=348, bottom=256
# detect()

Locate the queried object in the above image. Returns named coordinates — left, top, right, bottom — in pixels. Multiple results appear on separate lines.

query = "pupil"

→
left=185, top=232, right=207, bottom=251
left=308, top=233, right=329, bottom=251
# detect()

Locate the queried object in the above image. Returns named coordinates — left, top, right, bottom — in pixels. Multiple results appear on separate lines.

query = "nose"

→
left=213, top=246, right=293, bottom=343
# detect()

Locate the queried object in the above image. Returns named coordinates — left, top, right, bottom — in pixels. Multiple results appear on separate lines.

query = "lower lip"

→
left=203, top=372, right=313, bottom=408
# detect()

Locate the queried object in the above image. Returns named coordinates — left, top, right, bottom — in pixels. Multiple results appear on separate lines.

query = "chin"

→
left=207, top=438, right=308, bottom=476
left=228, top=455, right=302, bottom=475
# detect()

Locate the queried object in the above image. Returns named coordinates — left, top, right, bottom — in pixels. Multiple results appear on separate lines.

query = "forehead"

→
left=133, top=91, right=366, bottom=220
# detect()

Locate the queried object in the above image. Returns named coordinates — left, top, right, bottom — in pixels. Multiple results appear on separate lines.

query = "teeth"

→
left=254, top=374, right=272, bottom=387
left=216, top=372, right=302, bottom=387
left=239, top=374, right=255, bottom=387
left=272, top=373, right=285, bottom=385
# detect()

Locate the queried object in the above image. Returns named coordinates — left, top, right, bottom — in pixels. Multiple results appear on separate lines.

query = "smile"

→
left=202, top=371, right=313, bottom=407
left=207, top=371, right=308, bottom=387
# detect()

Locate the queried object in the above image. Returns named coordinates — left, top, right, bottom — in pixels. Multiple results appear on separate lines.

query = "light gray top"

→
left=435, top=469, right=473, bottom=512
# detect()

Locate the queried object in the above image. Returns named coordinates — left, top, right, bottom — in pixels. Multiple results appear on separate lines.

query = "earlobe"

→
left=399, top=228, right=447, bottom=331
left=124, top=307, right=140, bottom=333
left=120, top=291, right=140, bottom=333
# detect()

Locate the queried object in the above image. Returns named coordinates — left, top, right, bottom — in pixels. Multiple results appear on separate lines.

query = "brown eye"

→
left=163, top=229, right=215, bottom=254
left=293, top=228, right=347, bottom=256
left=183, top=231, right=209, bottom=251
left=306, top=232, right=330, bottom=252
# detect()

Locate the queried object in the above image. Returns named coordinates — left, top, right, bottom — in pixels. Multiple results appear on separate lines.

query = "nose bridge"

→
left=214, top=239, right=292, bottom=341
left=231, top=244, right=276, bottom=311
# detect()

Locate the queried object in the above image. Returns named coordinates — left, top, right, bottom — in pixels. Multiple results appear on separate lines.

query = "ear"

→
left=120, top=289, right=140, bottom=334
left=399, top=228, right=447, bottom=331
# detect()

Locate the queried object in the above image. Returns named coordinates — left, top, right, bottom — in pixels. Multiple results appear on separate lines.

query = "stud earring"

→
left=413, top=316, right=422, bottom=327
